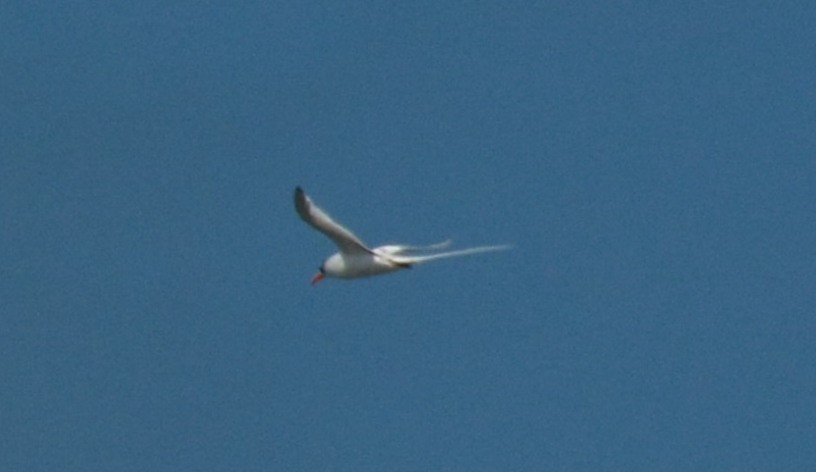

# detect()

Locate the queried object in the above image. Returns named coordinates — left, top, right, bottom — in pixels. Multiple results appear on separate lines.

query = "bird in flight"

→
left=294, top=186, right=510, bottom=285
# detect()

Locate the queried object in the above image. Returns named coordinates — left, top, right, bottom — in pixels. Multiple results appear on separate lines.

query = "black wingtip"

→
left=294, top=186, right=309, bottom=217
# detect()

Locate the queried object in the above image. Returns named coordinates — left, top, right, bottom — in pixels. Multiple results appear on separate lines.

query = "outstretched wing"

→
left=294, top=187, right=372, bottom=255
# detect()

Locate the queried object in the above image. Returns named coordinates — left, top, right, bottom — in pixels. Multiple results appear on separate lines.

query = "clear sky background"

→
left=3, top=2, right=815, bottom=471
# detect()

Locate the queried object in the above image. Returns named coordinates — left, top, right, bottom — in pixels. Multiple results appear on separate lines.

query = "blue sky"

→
left=2, top=2, right=815, bottom=470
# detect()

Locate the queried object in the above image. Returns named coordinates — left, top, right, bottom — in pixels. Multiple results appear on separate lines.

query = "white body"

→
left=321, top=250, right=401, bottom=279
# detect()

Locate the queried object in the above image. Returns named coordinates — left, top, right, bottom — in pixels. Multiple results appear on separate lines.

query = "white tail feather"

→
left=392, top=245, right=511, bottom=265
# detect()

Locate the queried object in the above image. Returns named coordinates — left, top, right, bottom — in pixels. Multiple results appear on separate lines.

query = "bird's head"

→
left=310, top=254, right=346, bottom=286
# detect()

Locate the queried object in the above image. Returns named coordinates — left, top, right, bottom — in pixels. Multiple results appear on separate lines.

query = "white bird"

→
left=294, top=187, right=510, bottom=285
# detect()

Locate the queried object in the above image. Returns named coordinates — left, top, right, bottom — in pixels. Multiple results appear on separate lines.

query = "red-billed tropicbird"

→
left=294, top=187, right=509, bottom=285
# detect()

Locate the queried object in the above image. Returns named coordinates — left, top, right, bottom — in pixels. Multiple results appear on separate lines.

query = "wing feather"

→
left=294, top=187, right=371, bottom=255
